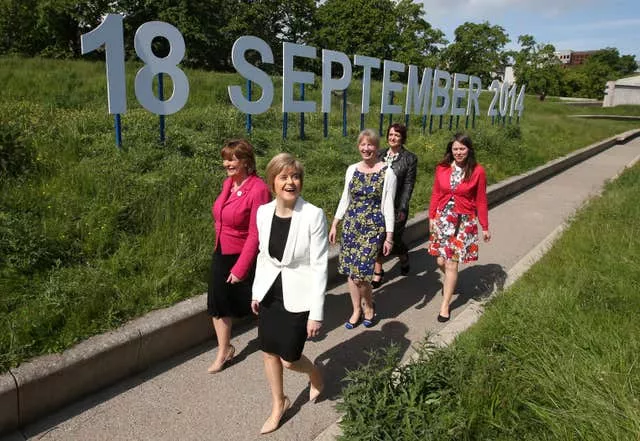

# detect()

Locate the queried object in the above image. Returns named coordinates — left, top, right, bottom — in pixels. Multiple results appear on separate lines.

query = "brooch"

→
left=236, top=190, right=243, bottom=196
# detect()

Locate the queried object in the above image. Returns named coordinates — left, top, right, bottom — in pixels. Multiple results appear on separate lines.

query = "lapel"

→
left=223, top=174, right=257, bottom=207
left=280, top=197, right=303, bottom=265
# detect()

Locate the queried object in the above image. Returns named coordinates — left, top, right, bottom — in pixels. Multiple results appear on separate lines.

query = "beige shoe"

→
left=207, top=345, right=235, bottom=374
left=260, top=396, right=291, bottom=434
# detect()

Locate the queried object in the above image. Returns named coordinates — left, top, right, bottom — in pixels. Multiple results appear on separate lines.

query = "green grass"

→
left=1, top=55, right=639, bottom=372
left=338, top=163, right=640, bottom=440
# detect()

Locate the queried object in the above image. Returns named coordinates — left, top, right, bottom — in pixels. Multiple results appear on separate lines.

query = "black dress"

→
left=258, top=214, right=310, bottom=362
left=207, top=247, right=254, bottom=318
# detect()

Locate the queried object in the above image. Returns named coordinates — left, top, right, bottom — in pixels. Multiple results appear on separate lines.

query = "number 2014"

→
left=488, top=80, right=525, bottom=117
left=81, top=13, right=190, bottom=115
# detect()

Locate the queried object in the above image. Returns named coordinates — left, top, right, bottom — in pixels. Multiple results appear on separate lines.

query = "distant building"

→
left=603, top=75, right=640, bottom=107
left=555, top=50, right=572, bottom=64
left=554, top=50, right=599, bottom=66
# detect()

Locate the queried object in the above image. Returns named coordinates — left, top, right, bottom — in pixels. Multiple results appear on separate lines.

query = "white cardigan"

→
left=252, top=197, right=328, bottom=321
left=333, top=163, right=397, bottom=232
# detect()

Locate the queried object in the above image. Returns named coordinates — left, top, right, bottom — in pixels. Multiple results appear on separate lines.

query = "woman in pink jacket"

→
left=207, top=139, right=270, bottom=373
left=428, top=133, right=491, bottom=322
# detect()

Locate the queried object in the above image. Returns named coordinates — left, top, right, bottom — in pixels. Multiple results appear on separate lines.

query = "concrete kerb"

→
left=0, top=373, right=18, bottom=433
left=2, top=128, right=639, bottom=435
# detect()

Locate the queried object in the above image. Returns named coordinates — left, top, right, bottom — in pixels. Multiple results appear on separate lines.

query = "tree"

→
left=314, top=0, right=396, bottom=62
left=0, top=0, right=110, bottom=57
left=512, top=34, right=563, bottom=98
left=441, top=21, right=510, bottom=85
left=561, top=48, right=639, bottom=99
left=312, top=0, right=445, bottom=79
left=390, top=0, right=446, bottom=68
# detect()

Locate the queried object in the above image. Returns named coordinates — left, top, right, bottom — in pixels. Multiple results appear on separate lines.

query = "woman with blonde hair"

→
left=252, top=153, right=328, bottom=434
left=329, top=129, right=397, bottom=329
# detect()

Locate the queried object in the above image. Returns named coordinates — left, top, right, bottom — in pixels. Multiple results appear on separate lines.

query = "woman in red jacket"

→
left=207, top=139, right=270, bottom=373
left=428, top=133, right=491, bottom=322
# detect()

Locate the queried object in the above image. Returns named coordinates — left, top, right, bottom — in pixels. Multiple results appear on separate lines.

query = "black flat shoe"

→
left=371, top=270, right=385, bottom=289
left=437, top=314, right=450, bottom=323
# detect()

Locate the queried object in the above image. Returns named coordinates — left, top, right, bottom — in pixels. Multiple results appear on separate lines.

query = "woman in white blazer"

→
left=251, top=153, right=328, bottom=434
left=329, top=129, right=397, bottom=330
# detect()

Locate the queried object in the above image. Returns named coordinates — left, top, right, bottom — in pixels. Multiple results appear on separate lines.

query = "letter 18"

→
left=81, top=14, right=190, bottom=115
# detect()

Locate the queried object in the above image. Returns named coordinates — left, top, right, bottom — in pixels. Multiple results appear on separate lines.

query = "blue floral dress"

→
left=338, top=168, right=387, bottom=281
left=428, top=164, right=480, bottom=263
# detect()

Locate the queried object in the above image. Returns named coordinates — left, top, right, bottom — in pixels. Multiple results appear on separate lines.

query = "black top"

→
left=378, top=147, right=418, bottom=216
left=269, top=214, right=291, bottom=261
left=267, top=214, right=291, bottom=301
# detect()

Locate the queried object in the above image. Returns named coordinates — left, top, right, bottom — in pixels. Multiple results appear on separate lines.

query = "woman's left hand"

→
left=483, top=230, right=492, bottom=242
left=227, top=272, right=241, bottom=284
left=383, top=239, right=393, bottom=256
left=307, top=320, right=322, bottom=338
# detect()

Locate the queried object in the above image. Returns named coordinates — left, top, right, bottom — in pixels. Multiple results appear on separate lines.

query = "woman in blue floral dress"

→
left=329, top=129, right=397, bottom=329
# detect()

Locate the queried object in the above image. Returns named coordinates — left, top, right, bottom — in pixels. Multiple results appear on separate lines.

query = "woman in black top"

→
left=372, top=123, right=418, bottom=287
left=251, top=153, right=328, bottom=434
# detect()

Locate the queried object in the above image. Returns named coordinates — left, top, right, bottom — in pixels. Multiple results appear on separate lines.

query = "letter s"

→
left=228, top=36, right=274, bottom=115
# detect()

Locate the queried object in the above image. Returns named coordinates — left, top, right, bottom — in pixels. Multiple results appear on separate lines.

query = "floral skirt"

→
left=428, top=208, right=479, bottom=263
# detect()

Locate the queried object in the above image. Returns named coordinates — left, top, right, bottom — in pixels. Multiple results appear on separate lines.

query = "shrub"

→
left=0, top=121, right=35, bottom=177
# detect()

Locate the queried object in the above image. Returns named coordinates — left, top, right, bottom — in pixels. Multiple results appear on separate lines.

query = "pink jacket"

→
left=428, top=164, right=489, bottom=230
left=212, top=174, right=271, bottom=279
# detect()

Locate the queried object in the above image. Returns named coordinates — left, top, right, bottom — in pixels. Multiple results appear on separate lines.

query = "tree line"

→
left=0, top=0, right=636, bottom=99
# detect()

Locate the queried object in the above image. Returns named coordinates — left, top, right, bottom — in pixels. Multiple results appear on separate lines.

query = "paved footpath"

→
left=4, top=138, right=640, bottom=441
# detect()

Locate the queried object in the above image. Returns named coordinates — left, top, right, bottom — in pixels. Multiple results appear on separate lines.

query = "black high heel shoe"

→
left=371, top=269, right=385, bottom=289
left=437, top=313, right=450, bottom=323
left=400, top=254, right=410, bottom=276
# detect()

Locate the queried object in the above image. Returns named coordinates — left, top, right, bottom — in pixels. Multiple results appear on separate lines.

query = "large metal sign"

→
left=82, top=14, right=525, bottom=145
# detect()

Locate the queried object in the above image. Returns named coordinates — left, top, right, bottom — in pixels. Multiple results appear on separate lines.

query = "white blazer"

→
left=252, top=197, right=328, bottom=321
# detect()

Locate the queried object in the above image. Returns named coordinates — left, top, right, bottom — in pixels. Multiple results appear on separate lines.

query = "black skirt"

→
left=207, top=247, right=253, bottom=318
left=257, top=214, right=309, bottom=362
left=258, top=277, right=309, bottom=362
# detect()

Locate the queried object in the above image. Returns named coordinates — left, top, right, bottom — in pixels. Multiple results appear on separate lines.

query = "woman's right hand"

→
left=328, top=224, right=337, bottom=244
left=251, top=300, right=260, bottom=315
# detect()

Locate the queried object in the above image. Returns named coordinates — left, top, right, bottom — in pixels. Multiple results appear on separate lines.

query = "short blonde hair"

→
left=265, top=153, right=305, bottom=193
left=357, top=129, right=380, bottom=148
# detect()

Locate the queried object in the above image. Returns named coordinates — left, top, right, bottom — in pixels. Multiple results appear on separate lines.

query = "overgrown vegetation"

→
left=338, top=163, right=640, bottom=440
left=0, top=56, right=638, bottom=372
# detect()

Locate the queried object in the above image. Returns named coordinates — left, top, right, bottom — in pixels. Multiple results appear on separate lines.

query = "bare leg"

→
left=347, top=278, right=362, bottom=324
left=282, top=355, right=324, bottom=402
left=208, top=317, right=234, bottom=373
left=440, top=260, right=459, bottom=317
left=358, top=281, right=375, bottom=320
left=436, top=256, right=445, bottom=274
left=261, top=352, right=289, bottom=434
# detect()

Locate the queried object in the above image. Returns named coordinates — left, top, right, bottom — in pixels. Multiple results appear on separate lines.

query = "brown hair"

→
left=220, top=139, right=257, bottom=175
left=386, top=123, right=407, bottom=145
left=438, top=132, right=477, bottom=181
left=265, top=153, right=305, bottom=193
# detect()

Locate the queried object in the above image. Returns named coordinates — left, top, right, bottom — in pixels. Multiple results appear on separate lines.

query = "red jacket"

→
left=212, top=174, right=271, bottom=279
left=428, top=164, right=489, bottom=230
